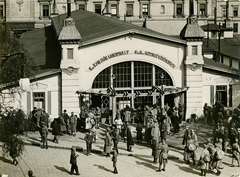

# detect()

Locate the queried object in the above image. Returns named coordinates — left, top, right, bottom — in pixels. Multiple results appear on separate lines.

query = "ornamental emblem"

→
left=16, top=0, right=24, bottom=11
left=62, top=67, right=79, bottom=75
left=187, top=62, right=202, bottom=71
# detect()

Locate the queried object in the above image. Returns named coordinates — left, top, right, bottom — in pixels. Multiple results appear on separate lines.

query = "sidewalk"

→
left=2, top=120, right=240, bottom=177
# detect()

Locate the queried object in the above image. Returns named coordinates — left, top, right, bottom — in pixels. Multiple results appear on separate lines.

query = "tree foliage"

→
left=0, top=23, right=38, bottom=86
left=0, top=108, right=27, bottom=158
left=0, top=23, right=38, bottom=159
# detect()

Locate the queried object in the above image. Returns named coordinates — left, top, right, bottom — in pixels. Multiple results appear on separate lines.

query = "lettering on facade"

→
left=134, top=50, right=175, bottom=68
left=88, top=50, right=129, bottom=71
left=88, top=50, right=175, bottom=71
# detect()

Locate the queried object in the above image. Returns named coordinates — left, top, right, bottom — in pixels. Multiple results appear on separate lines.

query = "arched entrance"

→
left=91, top=61, right=174, bottom=114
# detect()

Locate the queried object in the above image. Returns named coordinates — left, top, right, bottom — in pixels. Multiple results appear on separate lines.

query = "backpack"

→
left=187, top=139, right=196, bottom=151
left=203, top=155, right=210, bottom=162
left=215, top=149, right=224, bottom=160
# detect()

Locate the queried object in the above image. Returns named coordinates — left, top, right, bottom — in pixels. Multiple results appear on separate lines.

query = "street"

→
left=0, top=121, right=240, bottom=177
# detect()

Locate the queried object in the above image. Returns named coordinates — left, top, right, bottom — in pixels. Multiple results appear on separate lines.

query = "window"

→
left=199, top=4, right=206, bottom=16
left=0, top=5, right=3, bottom=19
left=95, top=4, right=101, bottom=14
left=160, top=5, right=165, bottom=14
left=142, top=4, right=148, bottom=16
left=233, top=23, right=238, bottom=33
left=222, top=6, right=226, bottom=17
left=79, top=4, right=85, bottom=10
left=33, top=92, right=45, bottom=110
left=62, top=6, right=66, bottom=13
left=67, top=48, right=73, bottom=59
left=233, top=7, right=238, bottom=17
left=192, top=46, right=198, bottom=55
left=177, top=4, right=183, bottom=16
left=111, top=4, right=117, bottom=17
left=126, top=4, right=133, bottom=17
left=216, top=85, right=227, bottom=106
left=43, top=5, right=50, bottom=17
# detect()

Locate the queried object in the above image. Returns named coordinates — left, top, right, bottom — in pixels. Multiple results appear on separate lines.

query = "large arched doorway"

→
left=91, top=61, right=174, bottom=113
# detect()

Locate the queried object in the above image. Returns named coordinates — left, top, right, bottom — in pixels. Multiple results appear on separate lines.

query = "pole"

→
left=218, top=23, right=221, bottom=62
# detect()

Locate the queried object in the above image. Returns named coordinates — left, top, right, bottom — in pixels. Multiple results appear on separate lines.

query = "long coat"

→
left=69, top=115, right=77, bottom=132
left=199, top=148, right=210, bottom=169
left=59, top=116, right=66, bottom=132
left=151, top=139, right=160, bottom=158
left=126, top=128, right=134, bottom=147
left=52, top=118, right=61, bottom=135
left=104, top=134, right=113, bottom=154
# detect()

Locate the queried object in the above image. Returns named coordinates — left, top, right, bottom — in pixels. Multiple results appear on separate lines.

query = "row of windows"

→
left=37, top=3, right=212, bottom=18
left=92, top=61, right=173, bottom=89
left=222, top=6, right=239, bottom=17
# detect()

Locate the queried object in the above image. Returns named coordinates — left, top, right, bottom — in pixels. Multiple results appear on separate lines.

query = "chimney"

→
left=67, top=0, right=71, bottom=17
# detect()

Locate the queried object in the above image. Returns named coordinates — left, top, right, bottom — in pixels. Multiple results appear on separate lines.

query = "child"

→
left=156, top=139, right=169, bottom=172
left=70, top=147, right=80, bottom=175
left=112, top=147, right=118, bottom=174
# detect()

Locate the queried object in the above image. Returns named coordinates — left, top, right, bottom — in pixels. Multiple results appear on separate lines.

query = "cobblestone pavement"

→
left=0, top=121, right=240, bottom=177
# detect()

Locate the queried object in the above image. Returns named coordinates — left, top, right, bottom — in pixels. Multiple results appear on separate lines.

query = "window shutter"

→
left=210, top=85, right=214, bottom=105
left=229, top=85, right=232, bottom=107
left=27, top=92, right=31, bottom=116
left=48, top=91, right=51, bottom=115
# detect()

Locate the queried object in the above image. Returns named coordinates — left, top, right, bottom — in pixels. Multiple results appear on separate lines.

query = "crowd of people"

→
left=26, top=101, right=240, bottom=176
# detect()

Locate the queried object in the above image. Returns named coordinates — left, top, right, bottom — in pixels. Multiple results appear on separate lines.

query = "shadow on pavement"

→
left=175, top=164, right=200, bottom=175
left=0, top=156, right=12, bottom=164
left=93, top=164, right=112, bottom=172
left=135, top=160, right=157, bottom=170
left=133, top=155, right=153, bottom=163
left=54, top=165, right=71, bottom=174
left=222, top=161, right=232, bottom=167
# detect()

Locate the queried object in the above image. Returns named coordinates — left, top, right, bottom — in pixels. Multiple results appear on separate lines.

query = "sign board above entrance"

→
left=88, top=50, right=175, bottom=71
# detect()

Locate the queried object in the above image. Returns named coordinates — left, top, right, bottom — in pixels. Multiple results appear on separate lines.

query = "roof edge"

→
left=80, top=29, right=186, bottom=47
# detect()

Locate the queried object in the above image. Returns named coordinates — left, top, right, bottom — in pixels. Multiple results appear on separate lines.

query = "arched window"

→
left=62, top=6, right=66, bottom=14
left=160, top=5, right=165, bottom=14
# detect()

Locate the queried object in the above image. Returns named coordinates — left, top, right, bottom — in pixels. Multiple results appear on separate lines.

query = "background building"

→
left=0, top=0, right=239, bottom=36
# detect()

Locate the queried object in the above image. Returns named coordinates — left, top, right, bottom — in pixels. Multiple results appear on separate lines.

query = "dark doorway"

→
left=164, top=94, right=175, bottom=108
left=91, top=95, right=101, bottom=107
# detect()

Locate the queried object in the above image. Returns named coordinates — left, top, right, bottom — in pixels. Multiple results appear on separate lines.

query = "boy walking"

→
left=70, top=147, right=80, bottom=175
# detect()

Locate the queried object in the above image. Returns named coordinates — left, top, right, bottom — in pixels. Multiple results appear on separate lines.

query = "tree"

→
left=0, top=108, right=27, bottom=165
left=0, top=23, right=38, bottom=92
left=0, top=23, right=38, bottom=164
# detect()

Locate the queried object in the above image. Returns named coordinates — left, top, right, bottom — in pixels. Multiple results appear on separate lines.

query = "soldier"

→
left=40, top=122, right=48, bottom=149
left=156, top=139, right=169, bottom=172
left=84, top=130, right=93, bottom=156
left=199, top=144, right=210, bottom=176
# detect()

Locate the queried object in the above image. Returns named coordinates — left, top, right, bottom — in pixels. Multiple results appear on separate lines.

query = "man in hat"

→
left=70, top=147, right=80, bottom=175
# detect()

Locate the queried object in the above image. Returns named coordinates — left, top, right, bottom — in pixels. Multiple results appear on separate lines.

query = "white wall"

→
left=77, top=35, right=185, bottom=90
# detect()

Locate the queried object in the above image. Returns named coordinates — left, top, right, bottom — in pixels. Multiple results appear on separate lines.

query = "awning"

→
left=76, top=86, right=189, bottom=97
